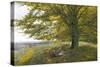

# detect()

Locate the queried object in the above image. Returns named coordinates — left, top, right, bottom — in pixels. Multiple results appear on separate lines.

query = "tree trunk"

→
left=70, top=24, right=79, bottom=49
left=68, top=13, right=79, bottom=49
left=63, top=6, right=80, bottom=49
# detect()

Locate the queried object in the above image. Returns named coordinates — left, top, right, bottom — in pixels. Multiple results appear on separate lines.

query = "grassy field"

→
left=12, top=42, right=97, bottom=65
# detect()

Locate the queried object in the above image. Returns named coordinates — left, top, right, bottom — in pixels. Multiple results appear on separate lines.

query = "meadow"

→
left=12, top=41, right=97, bottom=65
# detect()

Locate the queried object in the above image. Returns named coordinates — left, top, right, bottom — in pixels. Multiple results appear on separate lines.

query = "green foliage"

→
left=15, top=2, right=97, bottom=44
left=12, top=2, right=97, bottom=65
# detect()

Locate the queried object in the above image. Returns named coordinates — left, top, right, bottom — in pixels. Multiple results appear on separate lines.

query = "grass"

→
left=13, top=42, right=97, bottom=65
left=15, top=48, right=33, bottom=65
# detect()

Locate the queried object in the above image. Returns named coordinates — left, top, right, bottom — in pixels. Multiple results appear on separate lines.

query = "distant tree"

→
left=16, top=2, right=97, bottom=49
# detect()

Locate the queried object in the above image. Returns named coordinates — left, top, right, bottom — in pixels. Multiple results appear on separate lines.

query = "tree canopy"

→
left=15, top=2, right=97, bottom=48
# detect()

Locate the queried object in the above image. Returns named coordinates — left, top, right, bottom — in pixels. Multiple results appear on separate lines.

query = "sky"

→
left=14, top=2, right=41, bottom=43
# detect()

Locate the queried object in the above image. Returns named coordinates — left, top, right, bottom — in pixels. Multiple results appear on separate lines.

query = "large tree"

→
left=15, top=2, right=97, bottom=49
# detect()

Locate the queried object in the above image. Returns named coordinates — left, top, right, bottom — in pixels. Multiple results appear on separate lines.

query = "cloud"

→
left=14, top=3, right=29, bottom=19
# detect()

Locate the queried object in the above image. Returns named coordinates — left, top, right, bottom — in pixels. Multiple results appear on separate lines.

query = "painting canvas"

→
left=11, top=1, right=97, bottom=66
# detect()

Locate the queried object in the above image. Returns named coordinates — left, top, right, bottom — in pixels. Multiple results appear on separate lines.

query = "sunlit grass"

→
left=14, top=42, right=97, bottom=65
left=15, top=48, right=33, bottom=65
